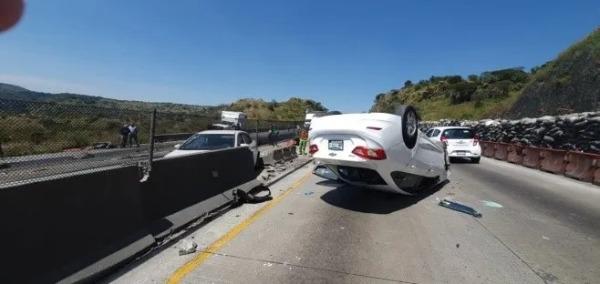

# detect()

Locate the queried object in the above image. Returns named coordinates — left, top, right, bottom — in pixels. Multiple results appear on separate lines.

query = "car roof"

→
left=196, top=130, right=242, bottom=135
left=430, top=126, right=472, bottom=131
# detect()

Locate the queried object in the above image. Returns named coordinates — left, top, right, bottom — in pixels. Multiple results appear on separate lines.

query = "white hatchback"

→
left=426, top=127, right=481, bottom=163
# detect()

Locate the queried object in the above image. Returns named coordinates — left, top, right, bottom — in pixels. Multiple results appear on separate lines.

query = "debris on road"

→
left=439, top=198, right=482, bottom=218
left=481, top=200, right=503, bottom=208
left=178, top=239, right=198, bottom=256
left=542, top=236, right=550, bottom=240
left=231, top=186, right=272, bottom=207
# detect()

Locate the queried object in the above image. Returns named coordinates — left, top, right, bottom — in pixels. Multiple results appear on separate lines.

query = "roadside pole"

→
left=256, top=120, right=260, bottom=146
left=142, top=109, right=157, bottom=182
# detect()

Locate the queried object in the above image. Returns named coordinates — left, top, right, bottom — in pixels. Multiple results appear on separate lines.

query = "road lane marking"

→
left=167, top=170, right=313, bottom=284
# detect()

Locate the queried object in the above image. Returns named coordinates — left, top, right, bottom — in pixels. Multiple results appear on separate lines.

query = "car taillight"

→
left=351, top=146, right=387, bottom=160
left=309, top=144, right=319, bottom=154
left=440, top=135, right=448, bottom=144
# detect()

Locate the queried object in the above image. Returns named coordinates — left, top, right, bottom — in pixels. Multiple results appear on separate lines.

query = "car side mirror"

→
left=174, top=144, right=181, bottom=149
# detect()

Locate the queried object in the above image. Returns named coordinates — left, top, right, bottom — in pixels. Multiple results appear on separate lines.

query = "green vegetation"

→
left=371, top=68, right=530, bottom=120
left=0, top=85, right=327, bottom=156
left=371, top=28, right=600, bottom=120
left=228, top=98, right=327, bottom=120
left=507, top=28, right=600, bottom=118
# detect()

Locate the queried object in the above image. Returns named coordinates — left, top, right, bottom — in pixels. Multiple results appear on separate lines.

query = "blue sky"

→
left=1, top=0, right=598, bottom=112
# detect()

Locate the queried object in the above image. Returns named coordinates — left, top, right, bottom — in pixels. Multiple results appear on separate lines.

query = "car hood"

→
left=163, top=149, right=210, bottom=158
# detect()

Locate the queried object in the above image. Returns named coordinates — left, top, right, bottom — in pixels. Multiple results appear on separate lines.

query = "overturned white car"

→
left=309, top=106, right=448, bottom=194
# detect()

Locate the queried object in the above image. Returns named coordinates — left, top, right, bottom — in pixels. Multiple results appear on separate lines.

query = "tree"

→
left=468, top=74, right=479, bottom=81
left=403, top=80, right=413, bottom=88
left=446, top=75, right=463, bottom=84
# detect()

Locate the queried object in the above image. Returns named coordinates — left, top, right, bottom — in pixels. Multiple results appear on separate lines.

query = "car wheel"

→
left=472, top=157, right=480, bottom=164
left=397, top=105, right=419, bottom=149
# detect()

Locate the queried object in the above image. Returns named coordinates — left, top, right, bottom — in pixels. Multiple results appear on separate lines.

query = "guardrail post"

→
left=256, top=120, right=260, bottom=146
left=141, top=109, right=157, bottom=182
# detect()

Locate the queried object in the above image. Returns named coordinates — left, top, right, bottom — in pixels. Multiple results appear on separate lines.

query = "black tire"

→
left=472, top=157, right=480, bottom=164
left=397, top=105, right=419, bottom=149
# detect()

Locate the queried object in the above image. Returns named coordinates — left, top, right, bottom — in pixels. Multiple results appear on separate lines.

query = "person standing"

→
left=299, top=127, right=309, bottom=155
left=268, top=124, right=276, bottom=146
left=119, top=124, right=130, bottom=148
left=128, top=123, right=140, bottom=147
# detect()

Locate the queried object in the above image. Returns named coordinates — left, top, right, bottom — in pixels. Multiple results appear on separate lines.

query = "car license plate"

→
left=457, top=151, right=466, bottom=156
left=328, top=140, right=344, bottom=151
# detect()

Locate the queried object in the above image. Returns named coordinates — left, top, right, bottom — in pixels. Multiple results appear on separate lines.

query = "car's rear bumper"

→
left=315, top=161, right=437, bottom=195
left=448, top=152, right=480, bottom=158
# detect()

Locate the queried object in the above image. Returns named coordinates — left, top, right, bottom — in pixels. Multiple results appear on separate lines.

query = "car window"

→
left=442, top=129, right=474, bottom=139
left=431, top=129, right=441, bottom=137
left=179, top=134, right=235, bottom=150
left=425, top=129, right=434, bottom=137
left=242, top=133, right=252, bottom=144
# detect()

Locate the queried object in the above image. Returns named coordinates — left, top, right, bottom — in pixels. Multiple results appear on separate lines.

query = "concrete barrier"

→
left=482, top=141, right=495, bottom=157
left=565, top=152, right=600, bottom=183
left=594, top=159, right=600, bottom=185
left=539, top=148, right=567, bottom=174
left=282, top=146, right=294, bottom=161
left=522, top=146, right=542, bottom=169
left=142, top=147, right=260, bottom=238
left=0, top=166, right=154, bottom=284
left=507, top=144, right=524, bottom=165
left=154, top=133, right=194, bottom=143
left=494, top=143, right=508, bottom=161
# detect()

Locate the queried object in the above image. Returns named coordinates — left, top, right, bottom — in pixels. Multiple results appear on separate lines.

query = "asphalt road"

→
left=108, top=158, right=600, bottom=284
left=0, top=130, right=297, bottom=185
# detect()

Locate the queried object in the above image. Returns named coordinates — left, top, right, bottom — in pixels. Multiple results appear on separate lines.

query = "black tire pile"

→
left=471, top=113, right=600, bottom=153
left=420, top=112, right=600, bottom=153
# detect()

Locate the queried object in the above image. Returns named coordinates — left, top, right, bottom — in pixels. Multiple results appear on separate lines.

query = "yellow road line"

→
left=167, top=170, right=313, bottom=284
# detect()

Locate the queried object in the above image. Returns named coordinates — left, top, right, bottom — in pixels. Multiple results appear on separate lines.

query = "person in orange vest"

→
left=299, top=127, right=309, bottom=155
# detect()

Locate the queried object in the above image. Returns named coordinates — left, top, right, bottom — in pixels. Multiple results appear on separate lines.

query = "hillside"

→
left=0, top=82, right=221, bottom=115
left=506, top=28, right=600, bottom=118
left=0, top=83, right=327, bottom=120
left=371, top=28, right=600, bottom=120
left=228, top=98, right=327, bottom=121
left=371, top=68, right=530, bottom=120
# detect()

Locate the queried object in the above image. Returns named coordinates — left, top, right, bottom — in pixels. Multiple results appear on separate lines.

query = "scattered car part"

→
left=438, top=198, right=482, bottom=217
left=313, top=165, right=339, bottom=181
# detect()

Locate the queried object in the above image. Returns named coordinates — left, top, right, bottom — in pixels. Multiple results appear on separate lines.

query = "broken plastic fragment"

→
left=481, top=200, right=503, bottom=208
left=313, top=165, right=338, bottom=180
left=178, top=239, right=198, bottom=256
left=439, top=198, right=482, bottom=218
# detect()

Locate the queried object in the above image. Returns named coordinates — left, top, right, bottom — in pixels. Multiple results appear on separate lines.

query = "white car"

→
left=426, top=126, right=481, bottom=163
left=164, top=130, right=258, bottom=164
left=309, top=106, right=448, bottom=195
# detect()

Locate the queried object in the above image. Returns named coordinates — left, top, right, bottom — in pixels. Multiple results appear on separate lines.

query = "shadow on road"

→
left=450, top=157, right=477, bottom=164
left=315, top=179, right=344, bottom=187
left=320, top=180, right=448, bottom=214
